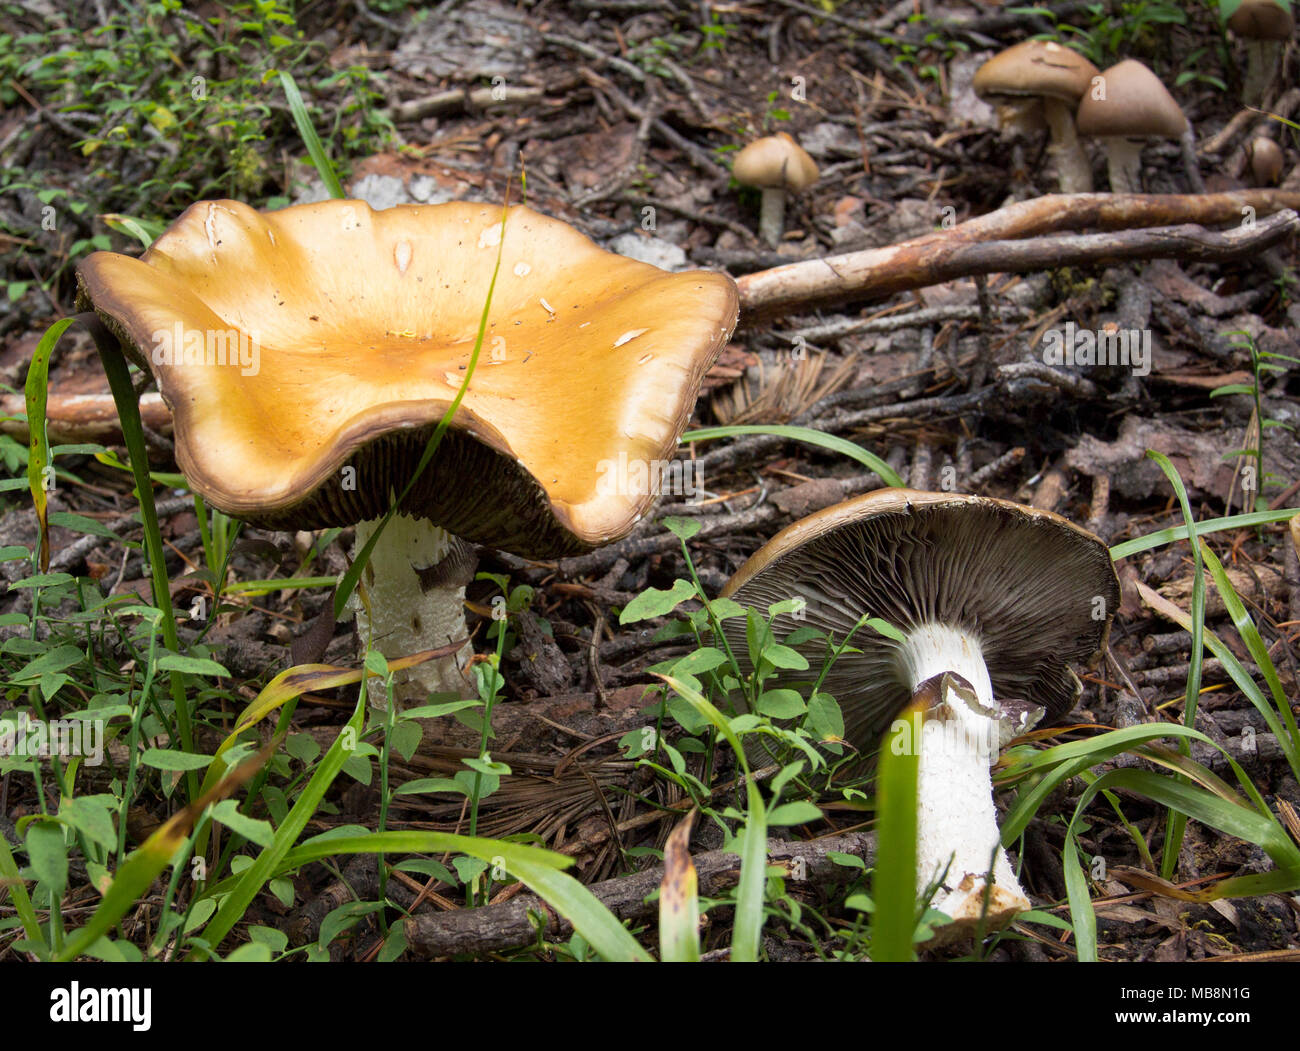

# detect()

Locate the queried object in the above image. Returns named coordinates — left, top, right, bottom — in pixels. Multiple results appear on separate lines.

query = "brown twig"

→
left=738, top=202, right=1300, bottom=321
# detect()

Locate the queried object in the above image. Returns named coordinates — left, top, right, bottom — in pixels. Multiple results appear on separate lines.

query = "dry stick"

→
left=403, top=833, right=874, bottom=958
left=736, top=192, right=1300, bottom=322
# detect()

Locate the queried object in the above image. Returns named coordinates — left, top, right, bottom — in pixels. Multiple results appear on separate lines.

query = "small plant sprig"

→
left=1210, top=328, right=1299, bottom=513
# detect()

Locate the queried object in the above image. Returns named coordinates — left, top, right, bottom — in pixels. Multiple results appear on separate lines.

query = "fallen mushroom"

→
left=731, top=132, right=820, bottom=248
left=973, top=39, right=1100, bottom=193
left=719, top=489, right=1118, bottom=933
left=1075, top=59, right=1188, bottom=193
left=76, top=198, right=739, bottom=703
left=1225, top=0, right=1295, bottom=106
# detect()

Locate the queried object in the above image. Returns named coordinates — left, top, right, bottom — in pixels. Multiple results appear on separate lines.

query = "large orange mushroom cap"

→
left=76, top=199, right=739, bottom=557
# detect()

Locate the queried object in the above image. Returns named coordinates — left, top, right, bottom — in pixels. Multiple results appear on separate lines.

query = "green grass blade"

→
left=872, top=701, right=922, bottom=961
left=279, top=72, right=344, bottom=200
left=504, top=856, right=653, bottom=962
left=1001, top=724, right=1218, bottom=843
left=1146, top=451, right=1205, bottom=880
left=56, top=747, right=273, bottom=961
left=0, top=829, right=46, bottom=955
left=1199, top=542, right=1300, bottom=772
left=1062, top=815, right=1098, bottom=961
left=24, top=318, right=76, bottom=571
left=731, top=777, right=768, bottom=963
left=268, top=830, right=652, bottom=961
left=682, top=425, right=905, bottom=487
left=195, top=694, right=367, bottom=954
left=1108, top=508, right=1299, bottom=560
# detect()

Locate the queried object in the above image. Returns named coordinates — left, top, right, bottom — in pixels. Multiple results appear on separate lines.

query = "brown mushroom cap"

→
left=1227, top=0, right=1295, bottom=39
left=972, top=39, right=1100, bottom=105
left=76, top=199, right=739, bottom=556
left=719, top=489, right=1119, bottom=755
left=1076, top=59, right=1188, bottom=139
left=1250, top=136, right=1286, bottom=184
left=731, top=133, right=820, bottom=192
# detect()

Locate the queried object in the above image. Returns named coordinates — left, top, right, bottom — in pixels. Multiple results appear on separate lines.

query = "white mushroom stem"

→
left=758, top=187, right=787, bottom=248
left=1241, top=39, right=1282, bottom=107
left=1100, top=138, right=1145, bottom=194
left=349, top=514, right=474, bottom=706
left=895, top=622, right=1034, bottom=926
left=1042, top=97, right=1093, bottom=194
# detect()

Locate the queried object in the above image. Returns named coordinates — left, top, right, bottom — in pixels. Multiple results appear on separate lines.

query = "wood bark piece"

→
left=403, top=833, right=874, bottom=958
left=737, top=191, right=1300, bottom=321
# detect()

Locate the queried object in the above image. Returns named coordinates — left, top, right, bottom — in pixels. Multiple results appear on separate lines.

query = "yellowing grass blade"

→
left=56, top=742, right=275, bottom=961
left=659, top=810, right=700, bottom=962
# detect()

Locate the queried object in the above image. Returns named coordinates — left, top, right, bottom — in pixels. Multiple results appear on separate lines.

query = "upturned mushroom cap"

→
left=972, top=39, right=1100, bottom=107
left=75, top=199, right=739, bottom=557
left=1227, top=0, right=1295, bottom=39
left=732, top=133, right=820, bottom=192
left=1075, top=59, right=1188, bottom=140
left=719, top=489, right=1119, bottom=755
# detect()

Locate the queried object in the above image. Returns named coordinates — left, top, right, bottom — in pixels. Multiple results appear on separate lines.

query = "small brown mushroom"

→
left=973, top=39, right=1101, bottom=193
left=1226, top=0, right=1296, bottom=106
left=732, top=133, right=820, bottom=248
left=1249, top=136, right=1285, bottom=185
left=1076, top=60, right=1188, bottom=193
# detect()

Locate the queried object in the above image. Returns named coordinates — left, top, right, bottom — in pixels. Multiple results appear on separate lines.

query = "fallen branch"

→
left=402, top=833, right=873, bottom=958
left=0, top=390, right=171, bottom=442
left=738, top=192, right=1300, bottom=321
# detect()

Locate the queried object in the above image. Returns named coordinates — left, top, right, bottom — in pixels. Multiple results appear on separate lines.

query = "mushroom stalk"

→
left=758, top=187, right=787, bottom=248
left=1101, top=138, right=1145, bottom=194
left=896, top=622, right=1037, bottom=926
left=1042, top=97, right=1093, bottom=194
left=350, top=514, right=475, bottom=705
left=1242, top=39, right=1282, bottom=106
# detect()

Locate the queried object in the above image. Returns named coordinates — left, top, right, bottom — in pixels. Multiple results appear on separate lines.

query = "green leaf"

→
left=140, top=748, right=214, bottom=771
left=661, top=516, right=701, bottom=541
left=59, top=796, right=117, bottom=852
left=619, top=578, right=698, bottom=624
left=766, top=801, right=822, bottom=826
left=390, top=719, right=422, bottom=763
left=399, top=700, right=480, bottom=720
left=25, top=821, right=68, bottom=897
left=210, top=800, right=275, bottom=847
left=761, top=644, right=809, bottom=671
left=156, top=654, right=231, bottom=677
left=755, top=689, right=807, bottom=719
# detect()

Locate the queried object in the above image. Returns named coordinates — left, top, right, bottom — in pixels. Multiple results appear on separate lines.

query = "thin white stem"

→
left=1103, top=138, right=1145, bottom=194
left=1242, top=39, right=1281, bottom=108
left=758, top=187, right=787, bottom=247
left=350, top=514, right=474, bottom=706
left=1043, top=97, right=1093, bottom=194
left=897, top=623, right=1032, bottom=928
